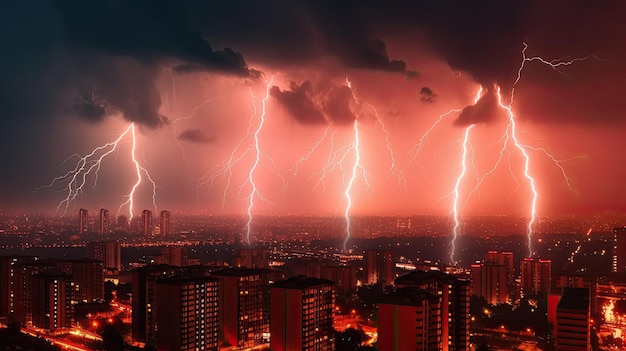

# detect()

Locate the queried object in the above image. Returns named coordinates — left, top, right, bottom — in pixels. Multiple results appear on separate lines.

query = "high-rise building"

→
left=142, top=210, right=153, bottom=236
left=157, top=246, right=185, bottom=267
left=613, top=227, right=626, bottom=274
left=363, top=250, right=394, bottom=286
left=321, top=265, right=356, bottom=295
left=31, top=273, right=73, bottom=331
left=116, top=215, right=128, bottom=231
left=0, top=256, right=39, bottom=320
left=86, top=241, right=121, bottom=270
left=131, top=265, right=184, bottom=345
left=8, top=258, right=57, bottom=324
left=378, top=287, right=439, bottom=351
left=159, top=210, right=171, bottom=236
left=484, top=251, right=514, bottom=283
left=211, top=268, right=270, bottom=348
left=156, top=277, right=219, bottom=351
left=54, top=259, right=104, bottom=303
left=394, top=270, right=471, bottom=351
left=79, top=208, right=89, bottom=235
left=270, top=276, right=334, bottom=351
left=233, top=247, right=270, bottom=269
left=470, top=251, right=512, bottom=305
left=99, top=208, right=110, bottom=235
left=555, top=287, right=590, bottom=351
left=521, top=258, right=552, bottom=296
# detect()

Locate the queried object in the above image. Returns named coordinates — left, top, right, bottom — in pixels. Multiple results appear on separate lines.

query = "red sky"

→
left=2, top=1, right=626, bottom=218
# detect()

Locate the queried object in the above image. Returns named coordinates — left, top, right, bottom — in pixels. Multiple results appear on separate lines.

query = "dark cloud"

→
left=72, top=93, right=107, bottom=122
left=419, top=87, right=437, bottom=103
left=454, top=88, right=502, bottom=126
left=270, top=81, right=326, bottom=125
left=2, top=0, right=626, bottom=130
left=323, top=86, right=357, bottom=125
left=271, top=81, right=357, bottom=126
left=178, top=129, right=216, bottom=144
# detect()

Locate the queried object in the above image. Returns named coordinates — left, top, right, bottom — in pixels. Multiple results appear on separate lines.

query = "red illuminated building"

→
left=613, top=227, right=626, bottom=274
left=131, top=265, right=184, bottom=345
left=521, top=258, right=551, bottom=296
left=156, top=277, right=219, bottom=351
left=470, top=251, right=513, bottom=305
left=321, top=265, right=356, bottom=294
left=211, top=268, right=270, bottom=348
left=270, top=276, right=334, bottom=351
left=393, top=270, right=470, bottom=350
left=364, top=250, right=394, bottom=286
left=555, top=287, right=590, bottom=351
left=31, top=273, right=73, bottom=331
left=378, top=287, right=439, bottom=350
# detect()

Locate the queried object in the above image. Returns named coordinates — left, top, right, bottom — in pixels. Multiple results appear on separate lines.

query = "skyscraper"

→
left=321, top=265, right=356, bottom=295
left=469, top=251, right=512, bottom=305
left=211, top=268, right=270, bottom=348
left=270, top=276, right=334, bottom=351
left=159, top=210, right=171, bottom=236
left=613, top=227, right=626, bottom=274
left=555, top=287, right=590, bottom=351
left=86, top=241, right=121, bottom=270
left=79, top=208, right=89, bottom=235
left=394, top=270, right=471, bottom=351
left=31, top=273, right=73, bottom=331
left=99, top=208, right=109, bottom=235
left=156, top=277, right=219, bottom=351
left=131, top=265, right=184, bottom=345
left=378, top=287, right=439, bottom=351
left=521, top=258, right=552, bottom=296
left=363, top=250, right=394, bottom=286
left=54, top=259, right=104, bottom=303
left=142, top=210, right=152, bottom=236
left=116, top=215, right=128, bottom=231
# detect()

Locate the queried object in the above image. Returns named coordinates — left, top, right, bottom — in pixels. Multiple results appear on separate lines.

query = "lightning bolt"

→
left=450, top=124, right=474, bottom=264
left=244, top=78, right=273, bottom=246
left=343, top=120, right=362, bottom=252
left=456, top=43, right=598, bottom=259
left=346, top=79, right=404, bottom=184
left=283, top=125, right=332, bottom=184
left=37, top=123, right=158, bottom=219
left=117, top=124, right=158, bottom=220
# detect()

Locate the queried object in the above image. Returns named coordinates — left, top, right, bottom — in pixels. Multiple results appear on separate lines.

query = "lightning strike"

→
left=244, top=78, right=273, bottom=246
left=37, top=123, right=158, bottom=219
left=284, top=125, right=332, bottom=183
left=343, top=120, right=362, bottom=252
left=346, top=79, right=404, bottom=184
left=450, top=125, right=474, bottom=265
left=117, top=124, right=158, bottom=219
left=462, top=43, right=597, bottom=258
left=495, top=86, right=538, bottom=258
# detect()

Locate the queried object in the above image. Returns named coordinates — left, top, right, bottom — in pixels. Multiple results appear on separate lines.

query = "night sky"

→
left=2, top=0, right=626, bottom=217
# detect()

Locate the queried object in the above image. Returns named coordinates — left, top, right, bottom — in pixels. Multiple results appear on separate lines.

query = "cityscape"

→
left=1, top=1, right=626, bottom=351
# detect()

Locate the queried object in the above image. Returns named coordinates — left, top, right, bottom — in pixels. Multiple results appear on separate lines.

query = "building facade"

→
left=270, top=276, right=334, bottom=351
left=156, top=277, right=219, bottom=351
left=211, top=268, right=270, bottom=348
left=364, top=250, right=394, bottom=286
left=394, top=270, right=471, bottom=351
left=79, top=208, right=89, bottom=235
left=555, top=287, right=590, bottom=351
left=159, top=210, right=171, bottom=236
left=521, top=258, right=552, bottom=296
left=99, top=208, right=110, bottom=235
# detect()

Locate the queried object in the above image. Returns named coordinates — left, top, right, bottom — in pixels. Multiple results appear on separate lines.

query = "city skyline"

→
left=2, top=1, right=626, bottom=220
